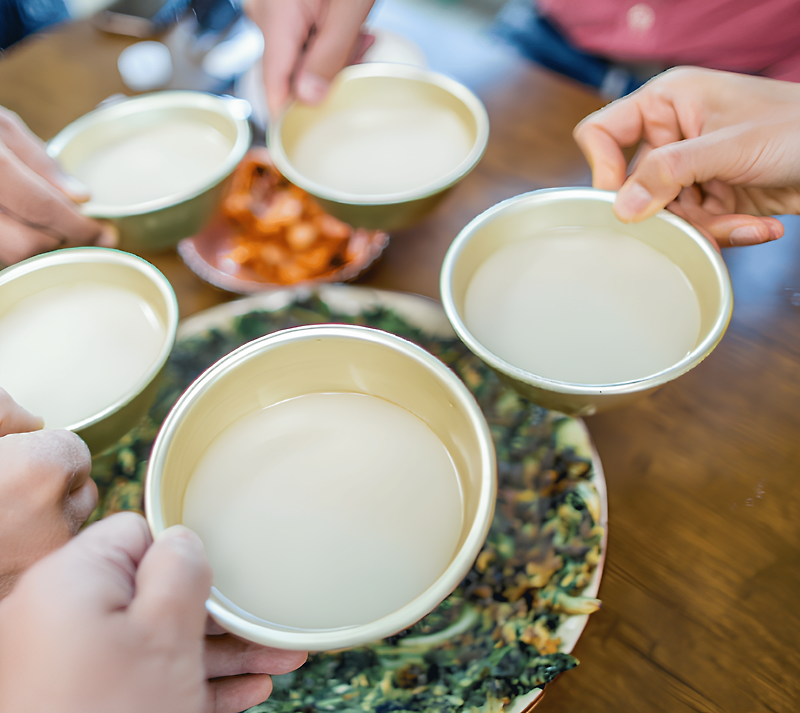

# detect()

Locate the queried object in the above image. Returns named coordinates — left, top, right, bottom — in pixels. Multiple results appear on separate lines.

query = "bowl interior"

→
left=149, top=326, right=495, bottom=649
left=49, top=93, right=249, bottom=216
left=0, top=249, right=177, bottom=431
left=272, top=66, right=486, bottom=205
left=444, top=190, right=731, bottom=393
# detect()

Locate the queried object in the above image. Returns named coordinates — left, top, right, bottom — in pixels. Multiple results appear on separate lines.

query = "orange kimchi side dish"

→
left=221, top=150, right=377, bottom=285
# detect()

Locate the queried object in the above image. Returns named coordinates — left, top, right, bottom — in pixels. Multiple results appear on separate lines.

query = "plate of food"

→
left=178, top=149, right=390, bottom=294
left=90, top=284, right=607, bottom=712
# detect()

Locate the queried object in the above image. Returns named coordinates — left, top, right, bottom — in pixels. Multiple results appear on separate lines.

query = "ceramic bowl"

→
left=47, top=91, right=251, bottom=251
left=440, top=187, right=733, bottom=416
left=269, top=63, right=489, bottom=231
left=0, top=247, right=178, bottom=453
left=145, top=323, right=496, bottom=650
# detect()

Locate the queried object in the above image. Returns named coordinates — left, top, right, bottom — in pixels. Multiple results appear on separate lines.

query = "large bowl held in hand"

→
left=440, top=188, right=733, bottom=416
left=269, top=63, right=489, bottom=231
left=48, top=91, right=251, bottom=252
left=145, top=324, right=496, bottom=651
left=0, top=248, right=178, bottom=453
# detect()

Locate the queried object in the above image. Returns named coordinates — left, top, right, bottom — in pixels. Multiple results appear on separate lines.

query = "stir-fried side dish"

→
left=90, top=294, right=604, bottom=712
left=219, top=150, right=386, bottom=285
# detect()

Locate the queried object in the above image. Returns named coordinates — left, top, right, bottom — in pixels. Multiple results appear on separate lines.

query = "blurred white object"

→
left=362, top=28, right=428, bottom=67
left=234, top=27, right=427, bottom=131
left=234, top=60, right=268, bottom=131
left=202, top=18, right=265, bottom=80
left=66, top=0, right=114, bottom=17
left=117, top=41, right=173, bottom=91
left=221, top=96, right=252, bottom=121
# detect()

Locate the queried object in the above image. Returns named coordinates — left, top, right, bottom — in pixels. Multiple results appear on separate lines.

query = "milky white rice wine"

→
left=182, top=392, right=463, bottom=630
left=464, top=228, right=701, bottom=384
left=0, top=281, right=166, bottom=427
left=74, top=119, right=232, bottom=207
left=288, top=104, right=473, bottom=195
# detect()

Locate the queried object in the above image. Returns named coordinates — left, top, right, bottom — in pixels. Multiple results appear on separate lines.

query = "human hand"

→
left=0, top=107, right=116, bottom=265
left=245, top=0, right=375, bottom=115
left=203, top=617, right=307, bottom=711
left=0, top=388, right=97, bottom=598
left=0, top=512, right=307, bottom=713
left=573, top=67, right=800, bottom=248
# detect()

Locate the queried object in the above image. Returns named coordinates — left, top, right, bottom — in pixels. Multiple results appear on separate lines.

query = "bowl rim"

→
left=268, top=62, right=490, bottom=206
left=440, top=187, right=734, bottom=396
left=144, top=322, right=497, bottom=650
left=46, top=90, right=252, bottom=218
left=0, top=247, right=179, bottom=431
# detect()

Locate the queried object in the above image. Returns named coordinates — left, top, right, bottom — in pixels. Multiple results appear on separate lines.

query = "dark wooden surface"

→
left=1, top=15, right=799, bottom=713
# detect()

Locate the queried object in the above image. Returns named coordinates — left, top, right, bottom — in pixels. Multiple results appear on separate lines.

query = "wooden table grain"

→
left=1, top=16, right=798, bottom=713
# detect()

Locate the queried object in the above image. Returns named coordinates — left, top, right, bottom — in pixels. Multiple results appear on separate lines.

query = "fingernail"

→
left=296, top=72, right=330, bottom=104
left=729, top=226, right=763, bottom=246
left=158, top=524, right=199, bottom=543
left=96, top=224, right=119, bottom=249
left=768, top=223, right=784, bottom=240
left=615, top=182, right=653, bottom=222
left=156, top=525, right=197, bottom=540
left=158, top=526, right=207, bottom=562
left=56, top=171, right=90, bottom=201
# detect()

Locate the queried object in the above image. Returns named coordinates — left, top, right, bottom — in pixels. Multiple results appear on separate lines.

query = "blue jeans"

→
left=0, top=0, right=192, bottom=52
left=491, top=0, right=653, bottom=99
left=0, top=0, right=69, bottom=51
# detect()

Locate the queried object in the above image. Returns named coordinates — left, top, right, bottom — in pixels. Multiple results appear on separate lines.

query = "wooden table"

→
left=2, top=16, right=799, bottom=713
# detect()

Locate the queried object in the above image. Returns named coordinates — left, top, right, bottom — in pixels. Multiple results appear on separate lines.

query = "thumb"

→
left=613, top=131, right=746, bottom=223
left=18, top=512, right=152, bottom=613
left=128, top=525, right=212, bottom=644
left=0, top=387, right=43, bottom=436
left=294, top=0, right=374, bottom=104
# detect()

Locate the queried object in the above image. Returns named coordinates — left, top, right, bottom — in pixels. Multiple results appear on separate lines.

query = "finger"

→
left=0, top=429, right=92, bottom=508
left=64, top=476, right=99, bottom=535
left=95, top=221, right=119, bottom=248
left=295, top=0, right=374, bottom=104
left=205, top=617, right=228, bottom=636
left=350, top=31, right=375, bottom=64
left=695, top=178, right=739, bottom=215
left=129, top=525, right=212, bottom=645
left=21, top=512, right=152, bottom=612
left=0, top=109, right=90, bottom=201
left=665, top=199, right=721, bottom=252
left=0, top=143, right=105, bottom=245
left=206, top=673, right=273, bottom=713
left=251, top=0, right=323, bottom=115
left=0, top=387, right=43, bottom=435
left=573, top=116, right=632, bottom=190
left=613, top=131, right=748, bottom=222
left=573, top=68, right=713, bottom=191
left=204, top=634, right=308, bottom=678
left=0, top=210, right=62, bottom=265
left=717, top=215, right=783, bottom=247
left=670, top=194, right=782, bottom=247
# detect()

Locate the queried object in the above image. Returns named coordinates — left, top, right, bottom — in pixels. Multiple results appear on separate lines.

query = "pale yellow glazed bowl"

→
left=269, top=63, right=489, bottom=231
left=145, top=323, right=497, bottom=651
left=47, top=91, right=251, bottom=252
left=0, top=248, right=178, bottom=454
left=440, top=188, right=733, bottom=416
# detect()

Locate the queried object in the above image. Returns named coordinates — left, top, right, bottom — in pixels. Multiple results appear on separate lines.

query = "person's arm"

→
left=573, top=66, right=800, bottom=247
left=245, top=0, right=375, bottom=116
left=0, top=107, right=116, bottom=265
